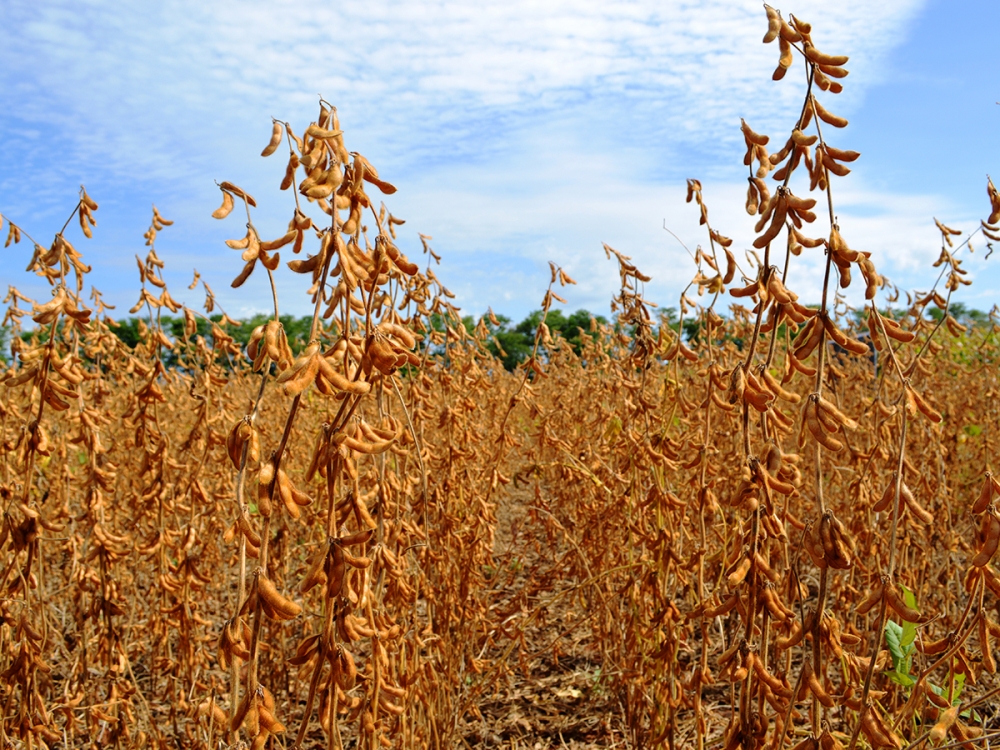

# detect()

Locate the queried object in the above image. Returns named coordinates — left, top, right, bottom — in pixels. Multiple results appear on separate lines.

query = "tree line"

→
left=2, top=303, right=992, bottom=371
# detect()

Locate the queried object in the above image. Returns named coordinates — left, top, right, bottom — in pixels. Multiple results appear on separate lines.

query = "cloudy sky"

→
left=1, top=0, right=997, bottom=324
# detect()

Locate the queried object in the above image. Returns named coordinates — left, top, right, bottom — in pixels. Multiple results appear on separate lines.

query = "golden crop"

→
left=1, top=9, right=999, bottom=750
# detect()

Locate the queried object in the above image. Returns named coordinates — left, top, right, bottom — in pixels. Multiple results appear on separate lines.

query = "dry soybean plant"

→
left=485, top=7, right=1000, bottom=750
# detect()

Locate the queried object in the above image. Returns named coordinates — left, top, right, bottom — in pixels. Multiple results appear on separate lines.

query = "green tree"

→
left=490, top=314, right=534, bottom=371
left=477, top=309, right=608, bottom=371
left=927, top=302, right=987, bottom=327
left=0, top=325, right=10, bottom=365
left=109, top=317, right=144, bottom=349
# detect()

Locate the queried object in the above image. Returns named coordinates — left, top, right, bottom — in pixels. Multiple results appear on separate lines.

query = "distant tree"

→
left=97, top=308, right=630, bottom=373
left=682, top=317, right=703, bottom=343
left=475, top=309, right=609, bottom=371
left=109, top=317, right=143, bottom=349
left=658, top=307, right=678, bottom=330
left=491, top=314, right=534, bottom=371
left=167, top=314, right=213, bottom=343
left=280, top=315, right=314, bottom=350
left=927, top=302, right=988, bottom=326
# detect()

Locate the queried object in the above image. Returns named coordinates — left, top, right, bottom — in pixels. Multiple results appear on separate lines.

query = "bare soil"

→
left=457, top=487, right=628, bottom=748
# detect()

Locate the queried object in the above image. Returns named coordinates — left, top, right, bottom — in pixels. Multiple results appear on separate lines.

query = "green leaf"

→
left=899, top=584, right=918, bottom=647
left=885, top=620, right=905, bottom=666
left=930, top=675, right=967, bottom=704
left=884, top=670, right=915, bottom=687
left=950, top=672, right=966, bottom=703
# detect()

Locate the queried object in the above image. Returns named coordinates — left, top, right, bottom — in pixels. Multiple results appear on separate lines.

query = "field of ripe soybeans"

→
left=1, top=7, right=999, bottom=750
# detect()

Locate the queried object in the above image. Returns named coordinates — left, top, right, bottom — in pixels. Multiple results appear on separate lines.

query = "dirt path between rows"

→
left=457, top=487, right=629, bottom=748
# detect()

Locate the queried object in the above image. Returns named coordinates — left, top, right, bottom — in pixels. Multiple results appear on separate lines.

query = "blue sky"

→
left=1, top=0, right=997, bottom=324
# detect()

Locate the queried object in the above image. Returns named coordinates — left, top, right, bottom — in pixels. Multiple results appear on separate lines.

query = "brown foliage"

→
left=1, top=12, right=999, bottom=750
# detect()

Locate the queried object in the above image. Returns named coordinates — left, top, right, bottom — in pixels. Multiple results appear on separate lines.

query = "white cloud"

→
left=8, top=0, right=977, bottom=324
left=387, top=129, right=994, bottom=320
left=2, top=0, right=926, bottom=175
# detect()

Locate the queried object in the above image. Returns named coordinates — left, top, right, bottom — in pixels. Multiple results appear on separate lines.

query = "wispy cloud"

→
left=8, top=0, right=985, bottom=325
left=2, top=0, right=925, bottom=167
left=391, top=141, right=991, bottom=319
